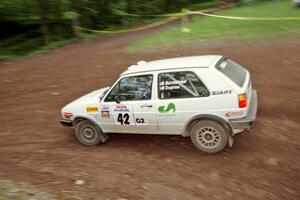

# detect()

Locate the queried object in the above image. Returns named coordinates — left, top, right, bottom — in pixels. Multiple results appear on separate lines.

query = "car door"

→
left=156, top=70, right=211, bottom=134
left=100, top=74, right=157, bottom=133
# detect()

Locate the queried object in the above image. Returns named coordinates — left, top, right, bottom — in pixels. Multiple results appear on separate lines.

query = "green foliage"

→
left=1, top=0, right=207, bottom=59
left=3, top=0, right=293, bottom=59
left=0, top=195, right=20, bottom=200
left=63, top=11, right=79, bottom=20
left=0, top=189, right=21, bottom=200
left=188, top=0, right=219, bottom=10
left=127, top=0, right=300, bottom=52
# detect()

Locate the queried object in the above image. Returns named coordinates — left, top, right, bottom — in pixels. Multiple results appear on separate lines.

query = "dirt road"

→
left=0, top=29, right=299, bottom=200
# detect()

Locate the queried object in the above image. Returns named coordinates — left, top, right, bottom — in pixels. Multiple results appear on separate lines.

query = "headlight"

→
left=63, top=112, right=73, bottom=119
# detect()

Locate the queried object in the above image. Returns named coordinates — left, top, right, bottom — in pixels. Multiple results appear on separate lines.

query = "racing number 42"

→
left=117, top=113, right=130, bottom=125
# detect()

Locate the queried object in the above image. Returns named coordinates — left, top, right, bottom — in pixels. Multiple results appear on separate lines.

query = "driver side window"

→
left=105, top=75, right=153, bottom=102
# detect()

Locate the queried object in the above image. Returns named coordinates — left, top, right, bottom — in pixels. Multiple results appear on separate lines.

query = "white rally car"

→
left=60, top=55, right=257, bottom=153
left=294, top=0, right=300, bottom=7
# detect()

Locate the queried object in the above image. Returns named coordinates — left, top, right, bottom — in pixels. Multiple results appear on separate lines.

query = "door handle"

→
left=141, top=104, right=153, bottom=108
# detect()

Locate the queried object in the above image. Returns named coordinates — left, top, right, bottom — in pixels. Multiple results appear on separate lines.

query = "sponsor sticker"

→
left=101, top=111, right=110, bottom=118
left=158, top=103, right=176, bottom=113
left=113, top=105, right=130, bottom=112
left=225, top=111, right=243, bottom=117
left=101, top=106, right=110, bottom=118
left=101, top=106, right=109, bottom=112
left=86, top=106, right=98, bottom=112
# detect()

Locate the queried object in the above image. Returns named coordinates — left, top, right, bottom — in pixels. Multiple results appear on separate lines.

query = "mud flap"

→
left=228, top=135, right=234, bottom=147
left=100, top=133, right=109, bottom=143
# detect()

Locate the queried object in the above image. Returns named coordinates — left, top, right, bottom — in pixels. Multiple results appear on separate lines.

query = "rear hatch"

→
left=215, top=57, right=252, bottom=112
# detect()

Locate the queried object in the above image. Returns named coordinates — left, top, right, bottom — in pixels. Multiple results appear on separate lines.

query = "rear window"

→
left=216, top=58, right=247, bottom=87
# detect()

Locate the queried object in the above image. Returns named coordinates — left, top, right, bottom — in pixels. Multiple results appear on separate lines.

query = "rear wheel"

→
left=75, top=120, right=109, bottom=146
left=190, top=120, right=228, bottom=153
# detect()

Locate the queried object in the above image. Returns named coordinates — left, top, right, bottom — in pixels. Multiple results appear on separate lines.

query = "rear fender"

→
left=183, top=114, right=234, bottom=147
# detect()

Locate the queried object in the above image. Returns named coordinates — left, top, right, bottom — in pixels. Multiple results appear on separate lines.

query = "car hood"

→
left=66, top=87, right=110, bottom=107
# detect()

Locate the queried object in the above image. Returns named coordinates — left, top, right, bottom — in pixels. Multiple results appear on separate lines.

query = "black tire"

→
left=190, top=120, right=228, bottom=153
left=75, top=120, right=108, bottom=146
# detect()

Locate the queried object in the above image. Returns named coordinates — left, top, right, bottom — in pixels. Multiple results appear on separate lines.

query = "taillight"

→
left=238, top=93, right=247, bottom=108
left=63, top=112, right=73, bottom=119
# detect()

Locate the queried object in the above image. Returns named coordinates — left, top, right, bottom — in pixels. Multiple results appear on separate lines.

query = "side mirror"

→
left=115, top=95, right=121, bottom=104
left=99, top=89, right=109, bottom=102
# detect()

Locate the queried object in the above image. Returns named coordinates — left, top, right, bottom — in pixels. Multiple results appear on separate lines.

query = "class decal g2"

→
left=136, top=118, right=145, bottom=123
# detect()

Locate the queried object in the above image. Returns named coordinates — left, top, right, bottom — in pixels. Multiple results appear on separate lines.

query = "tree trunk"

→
left=122, top=0, right=132, bottom=26
left=70, top=0, right=80, bottom=38
left=37, top=0, right=50, bottom=45
left=56, top=0, right=65, bottom=36
left=127, top=0, right=132, bottom=13
left=164, top=0, right=176, bottom=12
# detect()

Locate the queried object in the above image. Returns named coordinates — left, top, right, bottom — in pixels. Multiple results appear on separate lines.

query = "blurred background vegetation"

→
left=128, top=0, right=300, bottom=52
left=0, top=0, right=294, bottom=60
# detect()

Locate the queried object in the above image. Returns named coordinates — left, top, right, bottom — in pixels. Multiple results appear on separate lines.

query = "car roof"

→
left=121, top=55, right=223, bottom=76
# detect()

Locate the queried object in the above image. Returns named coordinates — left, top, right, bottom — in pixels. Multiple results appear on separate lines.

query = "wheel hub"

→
left=83, top=127, right=95, bottom=139
left=204, top=133, right=213, bottom=141
left=197, top=126, right=221, bottom=149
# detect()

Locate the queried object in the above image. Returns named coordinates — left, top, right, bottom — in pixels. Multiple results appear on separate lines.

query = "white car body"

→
left=294, top=0, right=300, bottom=7
left=61, top=55, right=257, bottom=152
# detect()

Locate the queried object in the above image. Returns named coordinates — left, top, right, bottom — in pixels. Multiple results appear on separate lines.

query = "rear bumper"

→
left=230, top=90, right=257, bottom=130
left=60, top=119, right=73, bottom=127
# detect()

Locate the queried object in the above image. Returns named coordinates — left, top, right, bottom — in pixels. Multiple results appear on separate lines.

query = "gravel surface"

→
left=0, top=29, right=299, bottom=199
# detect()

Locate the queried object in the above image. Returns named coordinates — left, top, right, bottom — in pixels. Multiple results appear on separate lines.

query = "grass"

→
left=127, top=0, right=300, bottom=52
left=0, top=195, right=19, bottom=200
left=0, top=191, right=20, bottom=200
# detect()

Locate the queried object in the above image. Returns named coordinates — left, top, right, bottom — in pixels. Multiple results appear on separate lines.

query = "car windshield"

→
left=216, top=58, right=247, bottom=88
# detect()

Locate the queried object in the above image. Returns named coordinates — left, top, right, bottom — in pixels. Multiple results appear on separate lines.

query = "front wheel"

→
left=75, top=120, right=109, bottom=146
left=190, top=120, right=228, bottom=153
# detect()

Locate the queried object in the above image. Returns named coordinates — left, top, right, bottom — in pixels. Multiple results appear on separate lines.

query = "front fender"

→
left=73, top=113, right=104, bottom=131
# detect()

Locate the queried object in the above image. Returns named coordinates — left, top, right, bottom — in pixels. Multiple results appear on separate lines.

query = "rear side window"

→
left=216, top=58, right=246, bottom=87
left=158, top=71, right=209, bottom=99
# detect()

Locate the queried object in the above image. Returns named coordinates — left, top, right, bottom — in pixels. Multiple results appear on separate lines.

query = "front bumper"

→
left=230, top=90, right=257, bottom=130
left=60, top=119, right=73, bottom=127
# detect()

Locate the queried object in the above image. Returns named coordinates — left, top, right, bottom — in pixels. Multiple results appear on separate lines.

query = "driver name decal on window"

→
left=158, top=71, right=209, bottom=99
left=159, top=80, right=187, bottom=91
